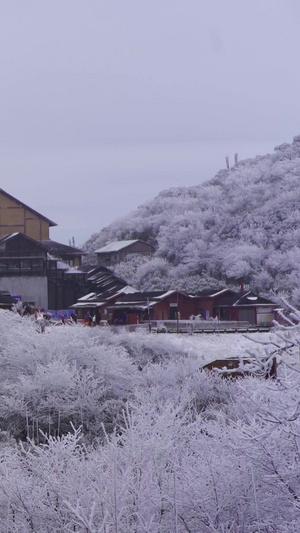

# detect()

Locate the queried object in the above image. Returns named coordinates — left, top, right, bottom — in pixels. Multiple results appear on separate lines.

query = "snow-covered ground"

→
left=150, top=330, right=272, bottom=365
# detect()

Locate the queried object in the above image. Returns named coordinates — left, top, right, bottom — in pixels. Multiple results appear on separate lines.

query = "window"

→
left=21, top=259, right=31, bottom=270
left=31, top=259, right=43, bottom=272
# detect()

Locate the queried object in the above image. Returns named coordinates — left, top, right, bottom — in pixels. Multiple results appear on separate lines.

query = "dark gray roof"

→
left=218, top=291, right=277, bottom=307
left=41, top=240, right=86, bottom=256
left=196, top=288, right=231, bottom=297
left=115, top=291, right=169, bottom=303
left=87, top=267, right=129, bottom=297
left=67, top=266, right=131, bottom=305
left=0, top=232, right=48, bottom=251
left=108, top=290, right=179, bottom=311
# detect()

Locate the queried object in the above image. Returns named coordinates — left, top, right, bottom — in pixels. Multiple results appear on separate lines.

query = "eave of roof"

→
left=196, top=288, right=233, bottom=298
left=0, top=232, right=49, bottom=251
left=218, top=291, right=277, bottom=307
left=107, top=304, right=150, bottom=311
left=41, top=240, right=86, bottom=255
left=70, top=302, right=104, bottom=309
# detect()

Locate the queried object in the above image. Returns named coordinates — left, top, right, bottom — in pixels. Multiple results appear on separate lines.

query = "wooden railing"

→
left=108, top=320, right=272, bottom=333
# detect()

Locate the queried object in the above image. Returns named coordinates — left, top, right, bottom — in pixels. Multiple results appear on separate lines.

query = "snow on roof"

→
left=70, top=302, right=104, bottom=309
left=159, top=290, right=176, bottom=299
left=196, top=288, right=231, bottom=298
left=95, top=240, right=139, bottom=253
left=64, top=264, right=96, bottom=274
left=0, top=232, right=19, bottom=243
left=78, top=292, right=96, bottom=301
left=47, top=253, right=60, bottom=261
left=120, top=285, right=138, bottom=294
left=56, top=260, right=71, bottom=270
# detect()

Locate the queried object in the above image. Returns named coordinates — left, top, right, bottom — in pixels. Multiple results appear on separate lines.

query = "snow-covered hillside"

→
left=84, top=136, right=300, bottom=301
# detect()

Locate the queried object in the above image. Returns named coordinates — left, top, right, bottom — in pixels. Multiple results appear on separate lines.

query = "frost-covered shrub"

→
left=0, top=312, right=138, bottom=440
left=4, top=310, right=300, bottom=530
left=98, top=327, right=190, bottom=367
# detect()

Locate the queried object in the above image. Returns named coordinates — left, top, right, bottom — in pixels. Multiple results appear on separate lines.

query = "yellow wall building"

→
left=0, top=189, right=57, bottom=241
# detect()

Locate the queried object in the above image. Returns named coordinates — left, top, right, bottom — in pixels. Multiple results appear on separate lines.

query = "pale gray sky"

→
left=1, top=1, right=299, bottom=245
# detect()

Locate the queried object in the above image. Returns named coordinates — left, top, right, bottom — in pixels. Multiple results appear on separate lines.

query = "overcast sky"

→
left=1, top=1, right=299, bottom=245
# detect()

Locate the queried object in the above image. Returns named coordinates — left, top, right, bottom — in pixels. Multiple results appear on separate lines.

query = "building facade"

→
left=0, top=191, right=86, bottom=310
left=0, top=188, right=56, bottom=241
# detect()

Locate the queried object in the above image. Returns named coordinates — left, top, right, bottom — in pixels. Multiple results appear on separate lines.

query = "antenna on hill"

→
left=72, top=236, right=75, bottom=247
left=225, top=156, right=230, bottom=170
left=234, top=153, right=238, bottom=165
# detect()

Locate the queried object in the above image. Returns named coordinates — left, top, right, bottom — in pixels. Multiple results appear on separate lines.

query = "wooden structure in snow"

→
left=95, top=240, right=154, bottom=267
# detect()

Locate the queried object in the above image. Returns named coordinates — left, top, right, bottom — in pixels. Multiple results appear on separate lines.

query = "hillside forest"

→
left=84, top=136, right=300, bottom=304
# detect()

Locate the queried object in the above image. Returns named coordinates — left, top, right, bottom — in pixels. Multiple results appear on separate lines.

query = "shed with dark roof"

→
left=95, top=239, right=154, bottom=267
left=216, top=291, right=278, bottom=325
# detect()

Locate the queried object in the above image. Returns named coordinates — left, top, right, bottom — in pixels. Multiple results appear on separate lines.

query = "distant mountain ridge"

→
left=84, top=136, right=300, bottom=303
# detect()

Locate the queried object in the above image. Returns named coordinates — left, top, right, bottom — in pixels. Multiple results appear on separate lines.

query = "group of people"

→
left=60, top=312, right=78, bottom=325
left=84, top=312, right=101, bottom=326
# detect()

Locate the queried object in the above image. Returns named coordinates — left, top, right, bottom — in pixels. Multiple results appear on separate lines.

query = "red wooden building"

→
left=195, top=288, right=277, bottom=326
left=194, top=288, right=236, bottom=320
left=108, top=290, right=197, bottom=325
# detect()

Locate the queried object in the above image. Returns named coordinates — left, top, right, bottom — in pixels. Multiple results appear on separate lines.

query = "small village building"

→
left=195, top=288, right=236, bottom=320
left=216, top=291, right=278, bottom=325
left=0, top=233, right=49, bottom=308
left=0, top=232, right=87, bottom=310
left=70, top=285, right=278, bottom=328
left=0, top=190, right=88, bottom=310
left=0, top=188, right=57, bottom=241
left=95, top=240, right=154, bottom=267
left=194, top=288, right=277, bottom=326
left=108, top=290, right=196, bottom=325
left=41, top=240, right=85, bottom=267
left=69, top=266, right=137, bottom=321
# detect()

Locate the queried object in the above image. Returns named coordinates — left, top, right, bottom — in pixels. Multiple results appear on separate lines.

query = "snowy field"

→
left=156, top=330, right=273, bottom=365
